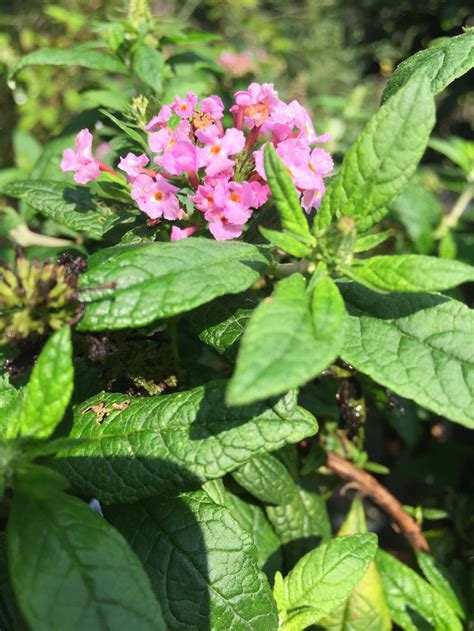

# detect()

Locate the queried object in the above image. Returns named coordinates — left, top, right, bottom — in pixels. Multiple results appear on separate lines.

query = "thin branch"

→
left=433, top=183, right=474, bottom=240
left=326, top=451, right=430, bottom=551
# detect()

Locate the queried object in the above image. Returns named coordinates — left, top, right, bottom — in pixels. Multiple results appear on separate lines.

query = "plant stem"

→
left=326, top=451, right=430, bottom=551
left=433, top=183, right=474, bottom=240
left=269, top=260, right=308, bottom=278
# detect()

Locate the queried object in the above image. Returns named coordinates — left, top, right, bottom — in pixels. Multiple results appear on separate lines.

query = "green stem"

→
left=268, top=260, right=308, bottom=279
left=433, top=183, right=474, bottom=240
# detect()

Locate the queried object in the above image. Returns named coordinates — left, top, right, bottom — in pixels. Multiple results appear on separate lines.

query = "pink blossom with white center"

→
left=197, top=126, right=245, bottom=177
left=199, top=96, right=225, bottom=121
left=171, top=92, right=198, bottom=119
left=155, top=140, right=199, bottom=176
left=145, top=104, right=172, bottom=132
left=131, top=173, right=183, bottom=220
left=61, top=129, right=101, bottom=184
left=170, top=225, right=199, bottom=241
left=149, top=120, right=191, bottom=154
left=118, top=152, right=149, bottom=182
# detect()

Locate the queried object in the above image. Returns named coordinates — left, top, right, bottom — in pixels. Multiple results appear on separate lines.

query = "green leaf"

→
left=104, top=490, right=279, bottom=631
left=17, top=328, right=73, bottom=440
left=382, top=31, right=474, bottom=101
left=263, top=143, right=312, bottom=240
left=275, top=533, right=378, bottom=630
left=55, top=381, right=317, bottom=503
left=314, top=78, right=435, bottom=233
left=77, top=239, right=270, bottom=331
left=0, top=377, right=24, bottom=439
left=0, top=533, right=21, bottom=631
left=390, top=182, right=442, bottom=255
left=340, top=283, right=474, bottom=428
left=266, top=477, right=331, bottom=569
left=319, top=497, right=391, bottom=631
left=429, top=136, right=474, bottom=175
left=190, top=293, right=258, bottom=356
left=232, top=452, right=297, bottom=505
left=3, top=180, right=136, bottom=240
left=260, top=227, right=312, bottom=258
left=415, top=550, right=465, bottom=620
left=344, top=255, right=474, bottom=293
left=227, top=273, right=344, bottom=405
left=7, top=488, right=165, bottom=631
left=354, top=230, right=393, bottom=253
left=133, top=43, right=164, bottom=94
left=206, top=481, right=282, bottom=579
left=9, top=47, right=127, bottom=80
left=376, top=549, right=462, bottom=631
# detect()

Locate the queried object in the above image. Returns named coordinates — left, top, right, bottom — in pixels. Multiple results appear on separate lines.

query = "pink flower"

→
left=212, top=180, right=254, bottom=224
left=208, top=212, right=246, bottom=240
left=131, top=174, right=183, bottom=220
left=254, top=139, right=332, bottom=213
left=145, top=104, right=172, bottom=131
left=118, top=152, right=149, bottom=182
left=200, top=96, right=225, bottom=121
left=261, top=100, right=318, bottom=143
left=249, top=181, right=270, bottom=208
left=218, top=52, right=255, bottom=77
left=171, top=92, right=198, bottom=119
left=170, top=225, right=199, bottom=241
left=231, top=83, right=282, bottom=128
left=156, top=140, right=199, bottom=176
left=197, top=126, right=245, bottom=177
left=61, top=129, right=101, bottom=184
left=149, top=120, right=191, bottom=154
left=309, top=147, right=334, bottom=176
left=190, top=178, right=220, bottom=214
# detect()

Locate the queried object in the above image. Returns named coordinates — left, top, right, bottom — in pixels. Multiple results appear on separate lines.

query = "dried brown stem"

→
left=326, top=451, right=429, bottom=551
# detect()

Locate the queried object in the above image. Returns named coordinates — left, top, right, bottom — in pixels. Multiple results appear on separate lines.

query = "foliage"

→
left=0, top=2, right=473, bottom=630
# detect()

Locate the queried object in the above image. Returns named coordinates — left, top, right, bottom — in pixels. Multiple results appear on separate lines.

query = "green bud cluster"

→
left=0, top=257, right=81, bottom=345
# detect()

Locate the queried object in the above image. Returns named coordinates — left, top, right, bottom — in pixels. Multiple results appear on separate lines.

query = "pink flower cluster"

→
left=61, top=83, right=333, bottom=241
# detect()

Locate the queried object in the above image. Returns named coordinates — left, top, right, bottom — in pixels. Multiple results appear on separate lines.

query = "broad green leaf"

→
left=275, top=533, right=378, bottom=630
left=78, top=239, right=270, bottom=331
left=133, top=43, right=164, bottom=94
left=190, top=293, right=258, bottom=356
left=104, top=491, right=279, bottom=631
left=266, top=477, right=331, bottom=569
left=319, top=497, right=391, bottom=631
left=376, top=550, right=462, bottom=631
left=17, top=328, right=73, bottom=440
left=345, top=255, right=474, bottom=293
left=206, top=482, right=282, bottom=579
left=314, top=79, right=435, bottom=233
left=264, top=143, right=312, bottom=239
left=9, top=47, right=127, bottom=80
left=56, top=381, right=317, bottom=503
left=382, top=31, right=474, bottom=101
left=8, top=488, right=165, bottom=631
left=232, top=452, right=297, bottom=505
left=227, top=273, right=344, bottom=405
left=3, top=180, right=136, bottom=240
left=354, top=230, right=393, bottom=253
left=390, top=182, right=442, bottom=254
left=0, top=533, right=21, bottom=631
left=260, top=227, right=312, bottom=258
left=415, top=550, right=465, bottom=620
left=340, top=283, right=474, bottom=428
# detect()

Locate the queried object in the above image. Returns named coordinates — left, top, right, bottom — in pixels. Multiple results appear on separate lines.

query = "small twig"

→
left=433, top=183, right=474, bottom=240
left=326, top=451, right=429, bottom=551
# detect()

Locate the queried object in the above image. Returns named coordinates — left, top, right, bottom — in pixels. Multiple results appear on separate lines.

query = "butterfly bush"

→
left=61, top=83, right=333, bottom=240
